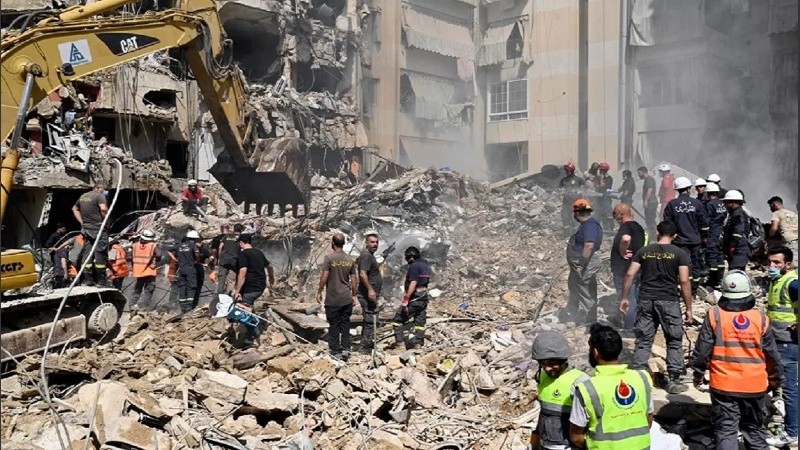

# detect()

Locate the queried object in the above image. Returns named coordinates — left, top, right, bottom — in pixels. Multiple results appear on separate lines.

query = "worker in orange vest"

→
left=108, top=238, right=129, bottom=290
left=690, top=270, right=785, bottom=450
left=131, top=230, right=161, bottom=310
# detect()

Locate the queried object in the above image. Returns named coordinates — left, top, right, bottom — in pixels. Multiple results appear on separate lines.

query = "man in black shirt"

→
left=663, top=176, right=708, bottom=294
left=233, top=233, right=273, bottom=346
left=356, top=231, right=382, bottom=351
left=560, top=163, right=585, bottom=232
left=618, top=170, right=635, bottom=206
left=45, top=222, right=68, bottom=270
left=611, top=204, right=646, bottom=331
left=621, top=220, right=693, bottom=394
left=216, top=224, right=244, bottom=294
left=390, top=246, right=432, bottom=350
left=169, top=230, right=209, bottom=313
left=722, top=190, right=751, bottom=270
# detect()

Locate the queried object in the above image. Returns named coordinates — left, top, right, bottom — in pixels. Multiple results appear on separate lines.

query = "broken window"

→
left=506, top=22, right=523, bottom=60
left=165, top=140, right=189, bottom=178
left=488, top=79, right=528, bottom=121
left=143, top=90, right=177, bottom=109
left=221, top=15, right=282, bottom=82
left=485, top=142, right=528, bottom=182
left=92, top=116, right=116, bottom=142
left=295, top=62, right=344, bottom=93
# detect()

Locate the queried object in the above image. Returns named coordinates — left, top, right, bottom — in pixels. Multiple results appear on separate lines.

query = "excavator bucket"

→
left=210, top=137, right=310, bottom=207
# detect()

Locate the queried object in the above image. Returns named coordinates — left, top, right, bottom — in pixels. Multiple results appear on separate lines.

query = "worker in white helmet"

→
left=657, top=164, right=676, bottom=217
left=694, top=178, right=708, bottom=205
left=702, top=183, right=727, bottom=289
left=705, top=174, right=728, bottom=198
left=168, top=229, right=210, bottom=313
left=664, top=176, right=709, bottom=294
left=180, top=179, right=209, bottom=220
left=722, top=190, right=751, bottom=270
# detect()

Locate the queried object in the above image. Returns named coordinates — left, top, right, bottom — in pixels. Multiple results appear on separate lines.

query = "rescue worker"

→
left=664, top=176, right=709, bottom=293
left=357, top=231, right=382, bottom=352
left=621, top=220, right=693, bottom=394
left=694, top=178, right=708, bottom=204
left=638, top=166, right=658, bottom=239
left=317, top=233, right=357, bottom=360
left=232, top=233, right=273, bottom=347
left=107, top=238, right=129, bottom=290
left=181, top=179, right=209, bottom=219
left=530, top=330, right=589, bottom=450
left=702, top=183, right=727, bottom=290
left=657, top=164, right=676, bottom=216
left=765, top=247, right=798, bottom=447
left=564, top=199, right=603, bottom=325
left=390, top=246, right=431, bottom=350
left=706, top=173, right=728, bottom=199
left=560, top=163, right=585, bottom=232
left=569, top=324, right=654, bottom=450
left=51, top=240, right=72, bottom=289
left=45, top=223, right=68, bottom=269
left=217, top=223, right=244, bottom=294
left=767, top=196, right=798, bottom=263
left=594, top=162, right=614, bottom=231
left=617, top=170, right=635, bottom=206
left=131, top=230, right=160, bottom=310
left=71, top=184, right=109, bottom=286
left=722, top=190, right=751, bottom=271
left=611, top=203, right=646, bottom=332
left=170, top=230, right=207, bottom=314
left=690, top=271, right=784, bottom=450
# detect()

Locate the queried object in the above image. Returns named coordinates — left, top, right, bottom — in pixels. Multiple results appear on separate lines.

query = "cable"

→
left=37, top=158, right=124, bottom=450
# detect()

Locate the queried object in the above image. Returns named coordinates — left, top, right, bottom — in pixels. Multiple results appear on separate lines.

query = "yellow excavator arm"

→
left=0, top=0, right=252, bottom=223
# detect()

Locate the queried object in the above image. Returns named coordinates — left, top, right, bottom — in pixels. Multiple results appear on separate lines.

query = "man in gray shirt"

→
left=317, top=233, right=357, bottom=360
left=71, top=184, right=109, bottom=286
left=357, top=231, right=382, bottom=352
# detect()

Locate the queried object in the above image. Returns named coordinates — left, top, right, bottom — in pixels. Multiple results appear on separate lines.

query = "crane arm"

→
left=0, top=0, right=251, bottom=222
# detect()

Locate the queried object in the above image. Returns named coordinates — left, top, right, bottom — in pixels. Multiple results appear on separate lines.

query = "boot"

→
left=665, top=374, right=688, bottom=394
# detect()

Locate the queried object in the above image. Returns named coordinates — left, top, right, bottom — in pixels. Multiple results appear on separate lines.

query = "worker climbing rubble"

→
left=181, top=179, right=209, bottom=220
left=530, top=330, right=589, bottom=450
left=389, top=246, right=432, bottom=350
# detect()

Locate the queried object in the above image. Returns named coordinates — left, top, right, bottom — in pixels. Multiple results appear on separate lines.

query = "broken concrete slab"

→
left=193, top=370, right=248, bottom=403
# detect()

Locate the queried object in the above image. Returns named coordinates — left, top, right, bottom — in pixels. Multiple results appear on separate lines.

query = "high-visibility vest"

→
left=109, top=244, right=129, bottom=279
left=538, top=368, right=587, bottom=446
left=707, top=306, right=769, bottom=395
left=576, top=364, right=652, bottom=450
left=132, top=242, right=158, bottom=278
left=767, top=270, right=798, bottom=327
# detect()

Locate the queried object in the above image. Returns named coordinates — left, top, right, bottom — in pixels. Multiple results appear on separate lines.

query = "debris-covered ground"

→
left=0, top=167, right=755, bottom=449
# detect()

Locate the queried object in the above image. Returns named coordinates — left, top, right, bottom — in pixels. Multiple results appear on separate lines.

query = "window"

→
left=489, top=79, right=528, bottom=121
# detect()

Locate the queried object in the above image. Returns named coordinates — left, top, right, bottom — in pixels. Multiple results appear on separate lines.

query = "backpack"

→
left=745, top=213, right=765, bottom=250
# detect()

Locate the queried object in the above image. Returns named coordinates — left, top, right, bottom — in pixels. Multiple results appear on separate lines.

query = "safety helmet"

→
left=673, top=177, right=692, bottom=190
left=721, top=270, right=753, bottom=300
left=364, top=229, right=380, bottom=239
left=531, top=330, right=571, bottom=360
left=707, top=173, right=721, bottom=183
left=188, top=179, right=198, bottom=186
left=598, top=162, right=610, bottom=171
left=140, top=229, right=156, bottom=241
left=694, top=178, right=707, bottom=187
left=722, top=190, right=745, bottom=202
left=706, top=182, right=720, bottom=193
left=564, top=162, right=576, bottom=173
left=186, top=230, right=201, bottom=239
left=572, top=198, right=593, bottom=212
left=657, top=163, right=671, bottom=172
left=404, top=246, right=421, bottom=260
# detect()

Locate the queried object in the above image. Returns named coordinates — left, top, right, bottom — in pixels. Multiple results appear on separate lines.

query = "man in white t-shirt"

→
left=768, top=196, right=798, bottom=262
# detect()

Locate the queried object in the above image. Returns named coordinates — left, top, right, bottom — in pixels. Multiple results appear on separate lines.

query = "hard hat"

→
left=140, top=229, right=156, bottom=241
left=364, top=229, right=379, bottom=238
left=186, top=230, right=201, bottom=239
left=657, top=163, right=671, bottom=172
left=188, top=179, right=198, bottom=186
left=598, top=162, right=610, bottom=171
left=673, top=176, right=692, bottom=190
left=721, top=270, right=753, bottom=300
left=707, top=173, right=721, bottom=183
left=722, top=190, right=744, bottom=202
left=564, top=162, right=576, bottom=172
left=531, top=330, right=571, bottom=360
left=572, top=198, right=593, bottom=212
left=694, top=178, right=707, bottom=187
left=706, top=182, right=720, bottom=193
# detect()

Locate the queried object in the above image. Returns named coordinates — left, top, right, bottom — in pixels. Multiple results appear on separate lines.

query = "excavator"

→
left=0, top=0, right=306, bottom=363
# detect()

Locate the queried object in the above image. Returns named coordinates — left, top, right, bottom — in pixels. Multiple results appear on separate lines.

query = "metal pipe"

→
left=578, top=0, right=588, bottom=169
left=10, top=72, right=35, bottom=149
left=618, top=0, right=630, bottom=167
left=58, top=0, right=137, bottom=22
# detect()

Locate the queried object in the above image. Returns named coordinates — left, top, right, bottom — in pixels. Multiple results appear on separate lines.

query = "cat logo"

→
left=97, top=33, right=160, bottom=56
left=0, top=262, right=25, bottom=273
left=120, top=36, right=140, bottom=54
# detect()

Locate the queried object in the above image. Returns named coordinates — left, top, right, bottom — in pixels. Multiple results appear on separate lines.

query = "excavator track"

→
left=0, top=286, right=129, bottom=363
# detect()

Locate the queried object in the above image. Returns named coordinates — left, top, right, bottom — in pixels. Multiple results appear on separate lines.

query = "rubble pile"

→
left=2, top=305, right=600, bottom=450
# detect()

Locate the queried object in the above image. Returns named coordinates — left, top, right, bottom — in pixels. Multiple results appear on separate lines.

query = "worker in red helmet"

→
left=594, top=162, right=614, bottom=231
left=560, top=163, right=585, bottom=234
left=562, top=199, right=603, bottom=325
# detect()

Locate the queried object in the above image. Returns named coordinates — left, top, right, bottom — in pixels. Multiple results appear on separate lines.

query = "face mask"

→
left=768, top=267, right=782, bottom=279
